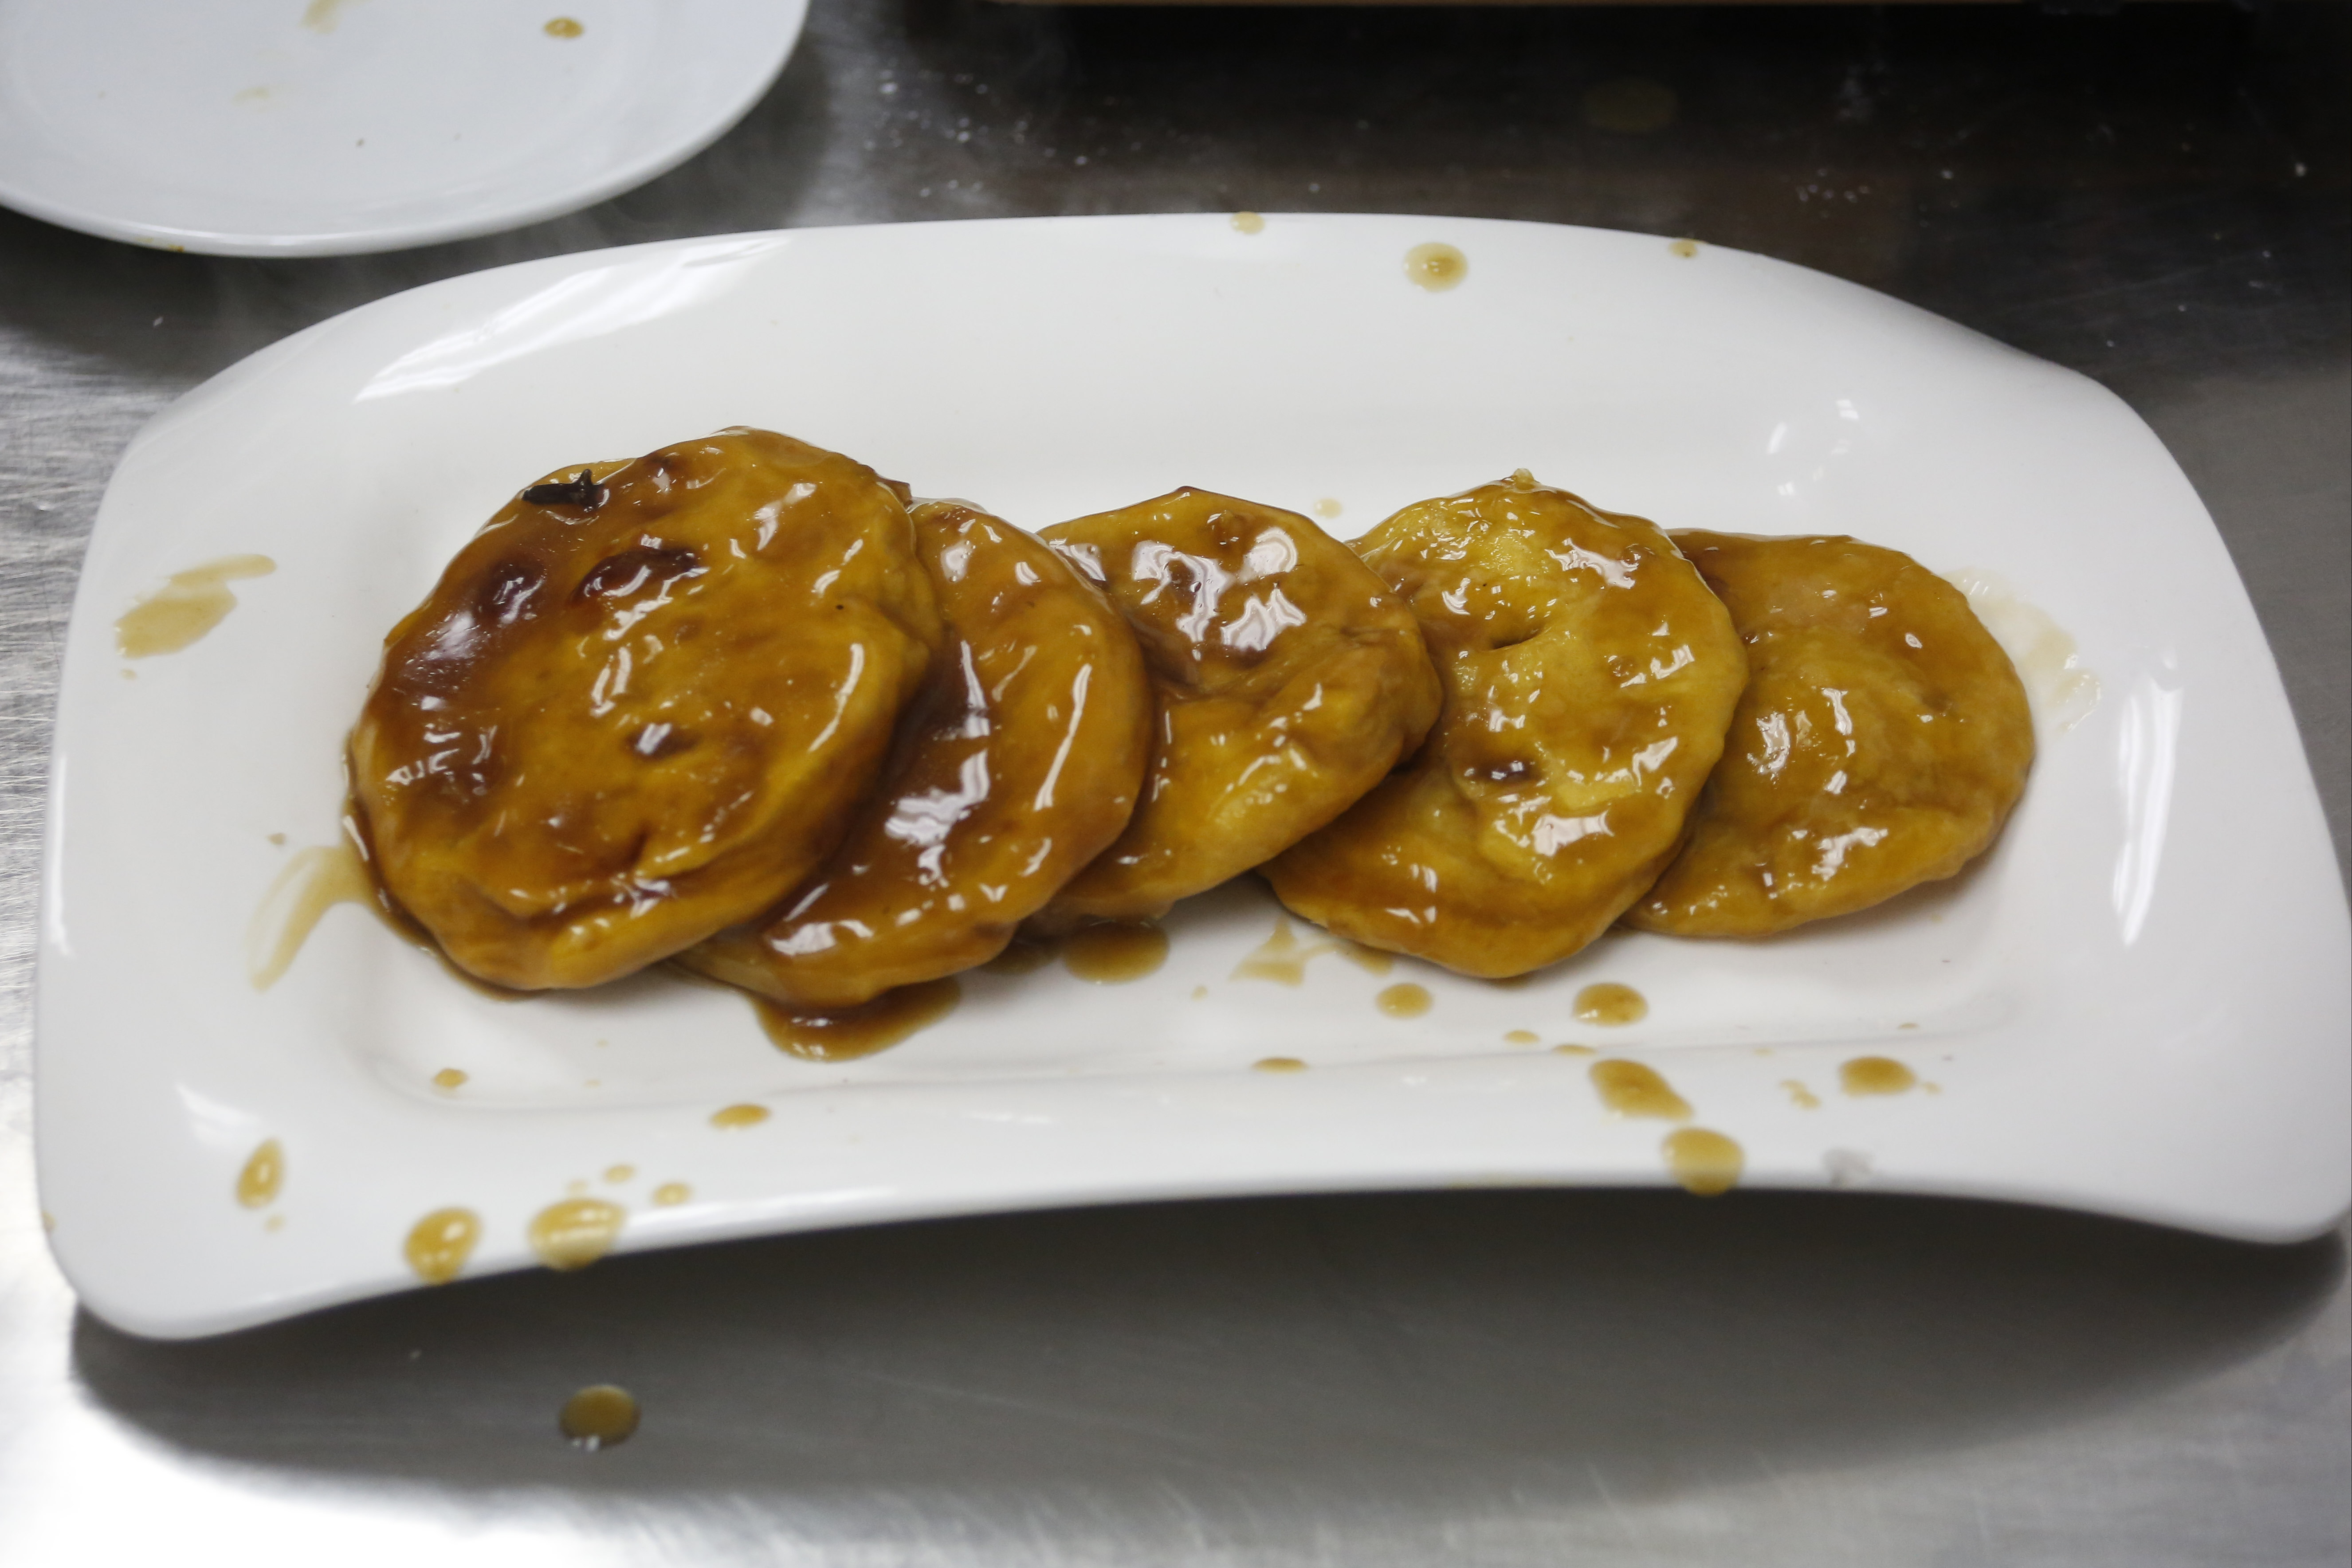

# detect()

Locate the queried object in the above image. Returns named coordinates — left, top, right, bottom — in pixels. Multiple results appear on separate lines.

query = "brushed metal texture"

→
left=1, top=3, right=2343, bottom=1564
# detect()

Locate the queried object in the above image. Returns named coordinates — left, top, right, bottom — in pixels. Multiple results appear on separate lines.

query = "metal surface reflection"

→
left=1, top=0, right=2345, bottom=1562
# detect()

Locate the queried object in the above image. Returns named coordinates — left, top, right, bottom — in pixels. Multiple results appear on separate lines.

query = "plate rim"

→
left=0, top=0, right=811, bottom=257
left=36, top=213, right=2352, bottom=1340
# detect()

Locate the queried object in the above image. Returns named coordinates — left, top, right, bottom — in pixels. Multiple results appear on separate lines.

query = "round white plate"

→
left=0, top=0, right=807, bottom=256
left=37, top=216, right=2351, bottom=1338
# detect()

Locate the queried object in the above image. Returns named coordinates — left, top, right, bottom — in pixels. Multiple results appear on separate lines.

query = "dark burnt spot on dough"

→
left=522, top=470, right=607, bottom=510
left=576, top=547, right=704, bottom=602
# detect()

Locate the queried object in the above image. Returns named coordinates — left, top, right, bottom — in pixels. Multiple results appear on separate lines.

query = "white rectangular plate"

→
left=38, top=215, right=2350, bottom=1339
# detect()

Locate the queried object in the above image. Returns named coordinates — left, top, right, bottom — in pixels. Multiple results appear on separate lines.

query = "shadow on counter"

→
left=71, top=1188, right=2343, bottom=1505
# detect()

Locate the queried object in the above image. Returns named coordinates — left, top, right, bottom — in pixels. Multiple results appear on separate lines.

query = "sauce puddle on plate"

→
left=115, top=554, right=274, bottom=658
left=404, top=1207, right=481, bottom=1284
left=529, top=1198, right=625, bottom=1270
left=1061, top=921, right=1167, bottom=984
left=754, top=976, right=962, bottom=1060
left=1589, top=1060, right=1691, bottom=1121
left=1664, top=1128, right=1744, bottom=1196
left=1573, top=983, right=1647, bottom=1025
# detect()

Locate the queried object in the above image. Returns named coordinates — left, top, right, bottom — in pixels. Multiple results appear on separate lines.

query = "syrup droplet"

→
left=559, top=1384, right=639, bottom=1450
left=1312, top=498, right=1344, bottom=520
left=1231, top=211, right=1265, bottom=234
left=1552, top=1042, right=1597, bottom=1056
left=1589, top=1059, right=1692, bottom=1120
left=115, top=554, right=275, bottom=657
left=1669, top=238, right=1700, bottom=259
left=236, top=1138, right=284, bottom=1208
left=1376, top=982, right=1432, bottom=1018
left=709, top=1103, right=770, bottom=1129
left=432, top=1067, right=468, bottom=1091
left=1061, top=921, right=1168, bottom=984
left=1840, top=1056, right=1918, bottom=1096
left=604, top=1164, right=635, bottom=1184
left=1253, top=1056, right=1309, bottom=1073
left=1781, top=1079, right=1822, bottom=1109
left=652, top=1182, right=691, bottom=1207
left=247, top=842, right=374, bottom=989
left=1663, top=1128, right=1744, bottom=1196
left=404, top=1207, right=481, bottom=1284
left=1404, top=242, right=1468, bottom=292
left=529, top=1198, right=625, bottom=1270
left=754, top=976, right=962, bottom=1060
left=543, top=16, right=585, bottom=38
left=1503, top=1029, right=1539, bottom=1046
left=1573, top=983, right=1647, bottom=1025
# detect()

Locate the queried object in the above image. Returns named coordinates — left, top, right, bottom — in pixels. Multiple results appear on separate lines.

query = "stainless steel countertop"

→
left=3, top=4, right=2345, bottom=1564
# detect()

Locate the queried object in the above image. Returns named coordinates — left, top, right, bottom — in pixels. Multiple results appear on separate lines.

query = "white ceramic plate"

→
left=39, top=215, right=2350, bottom=1339
left=0, top=0, right=805, bottom=256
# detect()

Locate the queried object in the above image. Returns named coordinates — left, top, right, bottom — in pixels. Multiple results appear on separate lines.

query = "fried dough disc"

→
left=1625, top=532, right=2034, bottom=936
left=1037, top=488, right=1442, bottom=923
left=680, top=501, right=1154, bottom=1007
left=349, top=428, right=943, bottom=990
left=1264, top=473, right=1747, bottom=977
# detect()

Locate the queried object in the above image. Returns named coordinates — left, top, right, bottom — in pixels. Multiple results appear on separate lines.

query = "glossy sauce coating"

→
left=1265, top=474, right=1746, bottom=976
left=1040, top=489, right=1442, bottom=922
left=1626, top=532, right=2033, bottom=936
left=349, top=429, right=942, bottom=989
left=680, top=502, right=1149, bottom=1007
